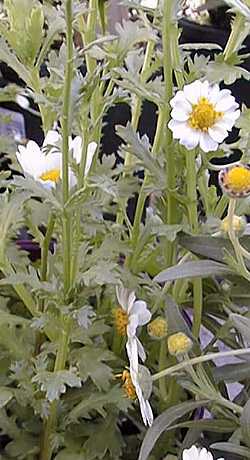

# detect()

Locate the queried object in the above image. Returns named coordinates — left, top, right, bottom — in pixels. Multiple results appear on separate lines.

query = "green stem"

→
left=40, top=319, right=71, bottom=460
left=159, top=340, right=168, bottom=401
left=40, top=2, right=74, bottom=458
left=152, top=347, right=250, bottom=381
left=162, top=0, right=178, bottom=268
left=117, top=37, right=156, bottom=226
left=223, top=14, right=248, bottom=61
left=214, top=194, right=229, bottom=218
left=186, top=150, right=202, bottom=338
left=61, top=0, right=74, bottom=296
left=127, top=108, right=165, bottom=268
left=41, top=214, right=56, bottom=283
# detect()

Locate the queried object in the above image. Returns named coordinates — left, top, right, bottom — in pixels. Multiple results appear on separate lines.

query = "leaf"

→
left=32, top=370, right=82, bottom=402
left=68, top=386, right=130, bottom=421
left=214, top=362, right=250, bottom=383
left=210, top=443, right=250, bottom=458
left=116, top=123, right=165, bottom=183
left=224, top=0, right=250, bottom=19
left=164, top=295, right=193, bottom=337
left=206, top=53, right=250, bottom=84
left=84, top=415, right=124, bottom=459
left=154, top=260, right=233, bottom=283
left=230, top=313, right=250, bottom=344
left=73, top=347, right=114, bottom=391
left=138, top=400, right=209, bottom=460
left=82, top=260, right=120, bottom=286
left=179, top=233, right=250, bottom=272
left=241, top=399, right=250, bottom=447
left=0, top=388, right=13, bottom=408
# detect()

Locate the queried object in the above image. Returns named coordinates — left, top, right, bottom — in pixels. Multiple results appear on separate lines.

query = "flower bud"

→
left=220, top=215, right=246, bottom=235
left=167, top=332, right=192, bottom=356
left=147, top=317, right=168, bottom=339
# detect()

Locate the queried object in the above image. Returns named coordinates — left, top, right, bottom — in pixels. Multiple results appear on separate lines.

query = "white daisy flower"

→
left=16, top=138, right=62, bottom=189
left=16, top=130, right=97, bottom=189
left=115, top=287, right=153, bottom=426
left=120, top=367, right=154, bottom=427
left=182, top=446, right=224, bottom=460
left=168, top=80, right=240, bottom=153
left=115, top=286, right=151, bottom=368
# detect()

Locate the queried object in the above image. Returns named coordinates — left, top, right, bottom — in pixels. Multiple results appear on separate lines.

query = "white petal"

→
left=69, top=168, right=77, bottom=188
left=215, top=95, right=238, bottom=112
left=126, top=337, right=139, bottom=374
left=71, top=136, right=82, bottom=164
left=127, top=314, right=139, bottom=338
left=116, top=286, right=135, bottom=312
left=168, top=119, right=185, bottom=139
left=183, top=80, right=203, bottom=104
left=85, top=142, right=98, bottom=176
left=43, top=130, right=61, bottom=146
left=199, top=448, right=214, bottom=460
left=129, top=300, right=151, bottom=326
left=179, top=128, right=200, bottom=150
left=208, top=125, right=228, bottom=143
left=170, top=90, right=186, bottom=107
left=136, top=337, right=146, bottom=362
left=171, top=108, right=189, bottom=121
left=199, top=132, right=218, bottom=153
left=208, top=83, right=220, bottom=103
left=183, top=446, right=200, bottom=460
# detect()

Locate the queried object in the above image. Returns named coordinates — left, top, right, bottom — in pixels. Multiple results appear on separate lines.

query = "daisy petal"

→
left=199, top=132, right=218, bottom=152
left=208, top=125, right=228, bottom=143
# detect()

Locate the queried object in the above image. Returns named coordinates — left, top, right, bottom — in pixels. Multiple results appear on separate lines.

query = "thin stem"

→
left=186, top=150, right=202, bottom=338
left=41, top=214, right=56, bottom=282
left=61, top=0, right=74, bottom=296
left=40, top=319, right=71, bottom=460
left=159, top=340, right=168, bottom=401
left=162, top=0, right=178, bottom=268
left=152, top=347, right=250, bottom=381
left=127, top=108, right=165, bottom=267
left=40, top=2, right=74, bottom=458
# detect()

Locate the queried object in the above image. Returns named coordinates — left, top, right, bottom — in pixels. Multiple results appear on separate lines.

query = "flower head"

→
left=16, top=130, right=97, bottom=189
left=219, top=164, right=250, bottom=198
left=182, top=445, right=224, bottom=460
left=147, top=317, right=168, bottom=339
left=168, top=332, right=192, bottom=356
left=169, top=80, right=240, bottom=153
left=121, top=366, right=153, bottom=427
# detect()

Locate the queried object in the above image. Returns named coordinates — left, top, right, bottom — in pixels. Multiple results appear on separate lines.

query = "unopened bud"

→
left=168, top=332, right=192, bottom=356
left=147, top=317, right=168, bottom=339
left=220, top=215, right=246, bottom=235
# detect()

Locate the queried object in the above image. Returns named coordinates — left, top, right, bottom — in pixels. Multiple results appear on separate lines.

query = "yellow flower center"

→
left=168, top=332, right=192, bottom=356
left=147, top=317, right=168, bottom=339
left=120, top=370, right=137, bottom=400
left=189, top=97, right=223, bottom=131
left=220, top=166, right=250, bottom=196
left=40, top=169, right=60, bottom=183
left=114, top=307, right=129, bottom=336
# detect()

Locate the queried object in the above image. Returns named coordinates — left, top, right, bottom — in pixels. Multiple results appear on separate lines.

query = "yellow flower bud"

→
left=220, top=215, right=246, bottom=235
left=147, top=317, right=168, bottom=339
left=167, top=332, right=192, bottom=356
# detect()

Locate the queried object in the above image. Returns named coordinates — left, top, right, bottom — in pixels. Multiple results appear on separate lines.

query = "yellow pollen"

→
left=40, top=169, right=60, bottom=183
left=120, top=370, right=137, bottom=400
left=114, top=307, right=129, bottom=336
left=168, top=332, right=192, bottom=356
left=188, top=97, right=223, bottom=131
left=222, top=166, right=250, bottom=194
